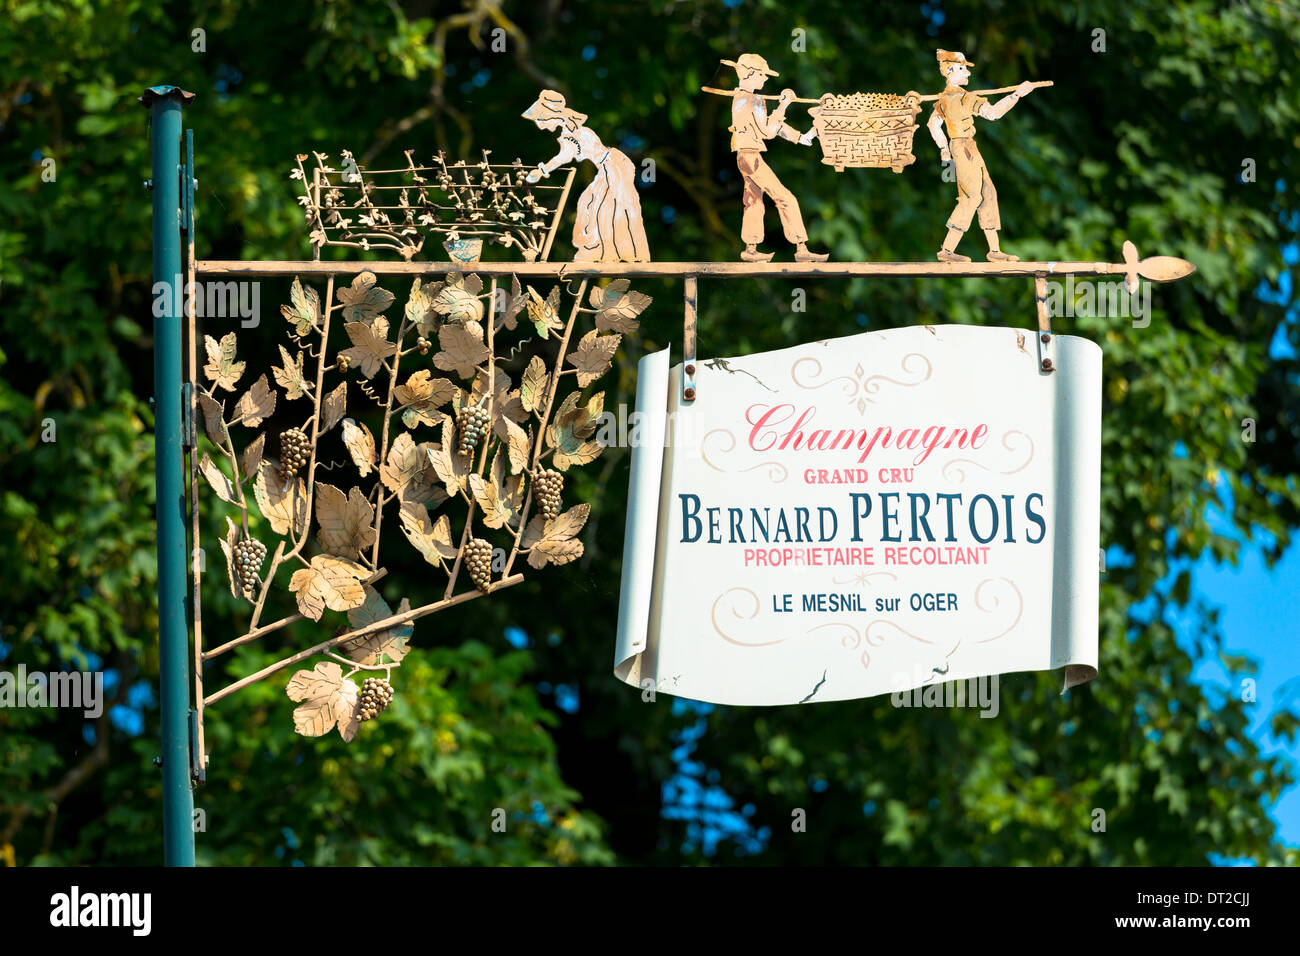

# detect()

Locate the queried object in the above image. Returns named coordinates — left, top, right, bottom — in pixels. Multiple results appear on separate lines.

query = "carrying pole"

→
left=914, top=80, right=1053, bottom=102
left=141, top=84, right=196, bottom=867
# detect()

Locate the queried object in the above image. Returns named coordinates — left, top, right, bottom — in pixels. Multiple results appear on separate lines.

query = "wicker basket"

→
left=809, top=91, right=923, bottom=174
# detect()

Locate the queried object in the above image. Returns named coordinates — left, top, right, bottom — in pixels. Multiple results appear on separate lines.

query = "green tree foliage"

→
left=0, top=0, right=1296, bottom=865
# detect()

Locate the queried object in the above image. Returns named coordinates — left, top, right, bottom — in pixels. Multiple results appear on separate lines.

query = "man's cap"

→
left=721, top=53, right=779, bottom=77
left=936, top=49, right=975, bottom=71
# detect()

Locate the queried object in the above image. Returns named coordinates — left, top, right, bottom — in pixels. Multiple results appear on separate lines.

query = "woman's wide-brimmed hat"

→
left=522, top=89, right=587, bottom=126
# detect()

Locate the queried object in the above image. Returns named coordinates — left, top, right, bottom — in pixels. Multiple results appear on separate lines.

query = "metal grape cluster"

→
left=532, top=468, right=564, bottom=521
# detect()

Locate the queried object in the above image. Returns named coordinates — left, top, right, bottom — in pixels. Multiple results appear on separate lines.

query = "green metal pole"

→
left=142, top=85, right=196, bottom=867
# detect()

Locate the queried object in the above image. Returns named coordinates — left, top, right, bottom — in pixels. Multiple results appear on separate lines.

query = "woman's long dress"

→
left=541, top=126, right=651, bottom=262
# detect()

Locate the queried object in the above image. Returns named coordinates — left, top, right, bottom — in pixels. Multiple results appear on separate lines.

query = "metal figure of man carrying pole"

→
left=926, top=49, right=1036, bottom=263
left=723, top=53, right=829, bottom=263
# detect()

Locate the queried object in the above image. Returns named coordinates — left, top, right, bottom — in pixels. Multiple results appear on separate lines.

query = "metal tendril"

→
left=357, top=379, right=386, bottom=408
left=313, top=459, right=353, bottom=472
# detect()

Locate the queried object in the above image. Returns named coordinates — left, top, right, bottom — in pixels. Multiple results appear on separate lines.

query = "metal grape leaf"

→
left=592, top=280, right=651, bottom=334
left=254, top=460, right=308, bottom=537
left=200, top=453, right=239, bottom=504
left=197, top=391, right=228, bottom=444
left=401, top=441, right=449, bottom=507
left=520, top=514, right=546, bottom=550
left=285, top=660, right=342, bottom=706
left=404, top=277, right=433, bottom=331
left=395, top=369, right=456, bottom=429
left=433, top=323, right=489, bottom=379
left=241, top=433, right=266, bottom=480
left=546, top=391, right=605, bottom=471
left=203, top=333, right=245, bottom=391
left=379, top=433, right=424, bottom=495
left=398, top=500, right=457, bottom=566
left=520, top=356, right=548, bottom=413
left=336, top=681, right=361, bottom=743
left=566, top=330, right=621, bottom=386
left=431, top=272, right=485, bottom=325
left=288, top=553, right=369, bottom=621
left=471, top=370, right=527, bottom=442
left=280, top=277, right=321, bottom=336
left=524, top=503, right=589, bottom=569
left=285, top=661, right=359, bottom=739
left=545, top=502, right=590, bottom=541
left=340, top=418, right=376, bottom=476
left=321, top=382, right=348, bottom=434
left=272, top=344, right=313, bottom=400
left=526, top=285, right=563, bottom=339
left=337, top=270, right=394, bottom=324
left=469, top=452, right=523, bottom=529
left=315, top=483, right=377, bottom=558
left=552, top=440, right=602, bottom=471
left=445, top=270, right=484, bottom=296
left=428, top=418, right=472, bottom=495
left=503, top=417, right=530, bottom=474
left=532, top=537, right=583, bottom=567
left=496, top=274, right=526, bottom=332
left=233, top=374, right=277, bottom=427
left=340, top=319, right=397, bottom=378
left=566, top=390, right=604, bottom=434
left=341, top=588, right=413, bottom=666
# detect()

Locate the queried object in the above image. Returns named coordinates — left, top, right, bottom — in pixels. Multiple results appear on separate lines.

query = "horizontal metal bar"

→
left=204, top=573, right=525, bottom=706
left=338, top=166, right=571, bottom=175
left=193, top=258, right=1186, bottom=280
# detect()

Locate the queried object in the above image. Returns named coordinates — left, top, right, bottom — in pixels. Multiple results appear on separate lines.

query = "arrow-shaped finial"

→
left=1123, top=240, right=1196, bottom=294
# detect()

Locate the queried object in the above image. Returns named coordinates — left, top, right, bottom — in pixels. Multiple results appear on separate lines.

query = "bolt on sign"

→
left=615, top=324, right=1101, bottom=705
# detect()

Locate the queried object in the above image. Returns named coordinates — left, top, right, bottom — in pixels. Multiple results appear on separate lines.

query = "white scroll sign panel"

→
left=614, top=325, right=1101, bottom=706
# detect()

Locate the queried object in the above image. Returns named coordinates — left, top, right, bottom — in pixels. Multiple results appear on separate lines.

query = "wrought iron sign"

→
left=142, top=44, right=1196, bottom=864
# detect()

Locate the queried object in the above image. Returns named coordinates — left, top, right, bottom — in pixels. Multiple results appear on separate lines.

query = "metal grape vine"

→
left=195, top=268, right=652, bottom=740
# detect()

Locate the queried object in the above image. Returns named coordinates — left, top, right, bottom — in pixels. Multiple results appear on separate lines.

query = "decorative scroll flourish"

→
left=791, top=353, right=932, bottom=415
left=809, top=576, right=1022, bottom=677
left=941, top=429, right=1035, bottom=483
left=860, top=619, right=935, bottom=670
left=971, top=577, right=1024, bottom=644
left=830, top=571, right=898, bottom=586
left=195, top=269, right=652, bottom=741
left=291, top=149, right=576, bottom=262
left=711, top=588, right=787, bottom=647
left=805, top=620, right=897, bottom=671
left=700, top=428, right=788, bottom=483
left=862, top=353, right=932, bottom=400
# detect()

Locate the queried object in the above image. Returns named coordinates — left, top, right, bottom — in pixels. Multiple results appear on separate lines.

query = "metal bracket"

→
left=181, top=382, right=196, bottom=448
left=1034, top=275, right=1055, bottom=373
left=180, top=128, right=195, bottom=236
left=188, top=709, right=205, bottom=785
left=683, top=275, right=698, bottom=402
